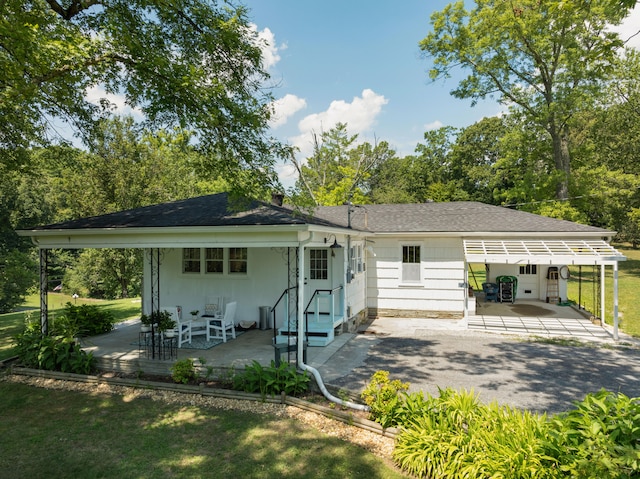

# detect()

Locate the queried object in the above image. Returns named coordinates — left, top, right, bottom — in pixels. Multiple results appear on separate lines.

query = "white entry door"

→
left=517, top=264, right=539, bottom=299
left=305, top=248, right=332, bottom=312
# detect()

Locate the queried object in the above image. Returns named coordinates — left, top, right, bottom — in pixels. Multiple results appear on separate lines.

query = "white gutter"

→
left=296, top=233, right=369, bottom=412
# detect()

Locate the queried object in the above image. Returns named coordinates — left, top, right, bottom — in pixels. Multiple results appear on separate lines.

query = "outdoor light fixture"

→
left=325, top=235, right=342, bottom=249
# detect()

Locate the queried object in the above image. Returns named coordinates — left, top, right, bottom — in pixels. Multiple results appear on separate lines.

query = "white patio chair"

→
left=206, top=301, right=236, bottom=343
left=162, top=306, right=192, bottom=348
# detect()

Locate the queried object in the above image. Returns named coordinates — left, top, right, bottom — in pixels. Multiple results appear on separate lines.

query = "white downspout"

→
left=296, top=234, right=369, bottom=412
left=613, top=262, right=619, bottom=341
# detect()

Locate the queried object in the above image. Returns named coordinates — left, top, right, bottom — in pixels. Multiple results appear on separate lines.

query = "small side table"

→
left=161, top=335, right=178, bottom=360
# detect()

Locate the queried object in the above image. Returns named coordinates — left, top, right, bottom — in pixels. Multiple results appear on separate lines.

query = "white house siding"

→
left=366, top=237, right=467, bottom=319
left=143, top=247, right=292, bottom=326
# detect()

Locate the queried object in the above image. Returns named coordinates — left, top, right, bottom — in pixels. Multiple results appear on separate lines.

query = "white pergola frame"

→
left=463, top=239, right=626, bottom=340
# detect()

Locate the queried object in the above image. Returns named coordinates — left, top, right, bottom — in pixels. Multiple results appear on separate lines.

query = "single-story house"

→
left=18, top=192, right=627, bottom=348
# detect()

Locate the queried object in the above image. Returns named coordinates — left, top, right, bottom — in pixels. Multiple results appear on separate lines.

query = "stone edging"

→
left=8, top=366, right=398, bottom=439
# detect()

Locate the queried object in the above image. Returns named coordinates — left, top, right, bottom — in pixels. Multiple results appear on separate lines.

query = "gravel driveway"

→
left=319, top=322, right=640, bottom=415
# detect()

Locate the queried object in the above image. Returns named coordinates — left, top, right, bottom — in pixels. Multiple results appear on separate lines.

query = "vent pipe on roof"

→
left=271, top=192, right=284, bottom=206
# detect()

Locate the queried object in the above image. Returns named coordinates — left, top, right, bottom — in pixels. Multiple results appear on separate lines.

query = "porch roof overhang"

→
left=463, top=239, right=626, bottom=265
left=17, top=224, right=356, bottom=249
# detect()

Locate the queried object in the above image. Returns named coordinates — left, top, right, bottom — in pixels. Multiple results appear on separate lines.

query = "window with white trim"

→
left=350, top=244, right=363, bottom=274
left=229, top=247, right=248, bottom=274
left=519, top=264, right=537, bottom=275
left=205, top=248, right=223, bottom=274
left=310, top=249, right=328, bottom=280
left=402, top=245, right=421, bottom=282
left=182, top=248, right=201, bottom=273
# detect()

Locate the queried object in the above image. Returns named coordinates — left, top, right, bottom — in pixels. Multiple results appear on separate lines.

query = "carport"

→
left=463, top=239, right=626, bottom=340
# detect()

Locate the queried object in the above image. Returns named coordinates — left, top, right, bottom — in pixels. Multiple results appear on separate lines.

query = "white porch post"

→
left=613, top=262, right=619, bottom=341
left=297, top=242, right=306, bottom=366
left=601, top=264, right=606, bottom=326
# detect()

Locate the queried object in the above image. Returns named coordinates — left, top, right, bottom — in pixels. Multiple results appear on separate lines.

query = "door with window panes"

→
left=306, top=248, right=332, bottom=313
left=517, top=264, right=538, bottom=298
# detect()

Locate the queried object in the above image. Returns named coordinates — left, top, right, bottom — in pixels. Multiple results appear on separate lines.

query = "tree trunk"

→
left=550, top=127, right=571, bottom=201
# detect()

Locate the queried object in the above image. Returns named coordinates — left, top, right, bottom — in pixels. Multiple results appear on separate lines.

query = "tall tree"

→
left=420, top=0, right=631, bottom=200
left=292, top=123, right=394, bottom=206
left=1, top=0, right=282, bottom=192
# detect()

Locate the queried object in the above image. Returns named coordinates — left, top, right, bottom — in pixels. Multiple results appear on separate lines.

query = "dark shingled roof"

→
left=30, top=193, right=339, bottom=230
left=28, top=194, right=612, bottom=235
left=309, top=201, right=611, bottom=234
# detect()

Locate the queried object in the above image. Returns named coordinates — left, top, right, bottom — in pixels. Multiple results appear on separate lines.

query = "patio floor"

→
left=469, top=299, right=617, bottom=341
left=81, top=300, right=630, bottom=375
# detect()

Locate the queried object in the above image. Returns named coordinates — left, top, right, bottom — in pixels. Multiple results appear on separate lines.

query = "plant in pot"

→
left=157, top=311, right=177, bottom=337
left=140, top=313, right=153, bottom=333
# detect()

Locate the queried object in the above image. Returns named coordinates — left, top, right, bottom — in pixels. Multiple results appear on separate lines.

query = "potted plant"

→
left=157, top=311, right=177, bottom=337
left=140, top=313, right=153, bottom=332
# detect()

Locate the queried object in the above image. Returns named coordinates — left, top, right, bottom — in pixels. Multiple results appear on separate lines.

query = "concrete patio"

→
left=80, top=300, right=631, bottom=377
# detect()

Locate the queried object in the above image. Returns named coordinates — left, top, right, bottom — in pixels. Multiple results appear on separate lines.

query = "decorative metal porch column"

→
left=39, top=248, right=49, bottom=335
left=147, top=248, right=161, bottom=359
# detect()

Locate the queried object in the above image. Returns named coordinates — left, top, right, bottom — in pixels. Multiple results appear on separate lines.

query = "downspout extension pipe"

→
left=296, top=232, right=370, bottom=412
left=300, top=362, right=370, bottom=412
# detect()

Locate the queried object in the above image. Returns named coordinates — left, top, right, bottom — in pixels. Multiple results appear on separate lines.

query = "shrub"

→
left=171, top=358, right=197, bottom=384
left=14, top=319, right=95, bottom=375
left=545, top=389, right=640, bottom=478
left=232, top=360, right=310, bottom=397
left=360, top=370, right=409, bottom=428
left=393, top=388, right=556, bottom=479
left=54, top=302, right=114, bottom=337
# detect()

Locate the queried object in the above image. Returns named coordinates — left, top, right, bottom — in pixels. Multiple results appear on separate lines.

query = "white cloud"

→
left=611, top=5, right=640, bottom=49
left=85, top=86, right=144, bottom=119
left=423, top=120, right=443, bottom=131
left=289, top=89, right=388, bottom=156
left=269, top=94, right=306, bottom=128
left=251, top=24, right=284, bottom=70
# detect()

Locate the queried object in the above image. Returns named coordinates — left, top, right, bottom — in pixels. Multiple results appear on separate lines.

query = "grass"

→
left=0, top=293, right=141, bottom=361
left=566, top=244, right=640, bottom=337
left=0, top=381, right=407, bottom=479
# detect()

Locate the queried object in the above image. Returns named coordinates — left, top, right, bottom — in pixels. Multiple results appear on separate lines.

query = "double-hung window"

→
left=229, top=248, right=248, bottom=274
left=402, top=245, right=421, bottom=283
left=205, top=248, right=224, bottom=274
left=183, top=248, right=201, bottom=273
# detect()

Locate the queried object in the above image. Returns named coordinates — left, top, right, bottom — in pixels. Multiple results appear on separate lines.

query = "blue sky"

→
left=81, top=1, right=639, bottom=188
left=246, top=0, right=504, bottom=185
left=244, top=0, right=640, bottom=187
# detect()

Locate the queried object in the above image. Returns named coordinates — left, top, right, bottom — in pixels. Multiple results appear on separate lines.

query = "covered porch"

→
left=79, top=318, right=354, bottom=376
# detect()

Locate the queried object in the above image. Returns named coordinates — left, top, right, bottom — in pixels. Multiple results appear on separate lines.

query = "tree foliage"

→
left=1, top=0, right=283, bottom=192
left=420, top=0, right=632, bottom=201
left=292, top=123, right=395, bottom=206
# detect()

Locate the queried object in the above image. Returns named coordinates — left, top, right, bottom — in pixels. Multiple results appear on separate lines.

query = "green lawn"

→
left=566, top=244, right=640, bottom=337
left=0, top=381, right=406, bottom=479
left=0, top=293, right=141, bottom=361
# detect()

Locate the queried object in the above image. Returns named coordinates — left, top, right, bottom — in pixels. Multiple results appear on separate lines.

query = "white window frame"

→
left=205, top=247, right=224, bottom=274
left=401, top=244, right=421, bottom=283
left=182, top=248, right=201, bottom=273
left=228, top=247, right=248, bottom=275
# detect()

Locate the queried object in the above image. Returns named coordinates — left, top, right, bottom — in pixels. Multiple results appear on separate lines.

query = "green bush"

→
left=360, top=370, right=410, bottom=428
left=393, top=388, right=556, bottom=479
left=170, top=358, right=197, bottom=384
left=232, top=360, right=310, bottom=397
left=545, top=389, right=640, bottom=478
left=14, top=320, right=95, bottom=375
left=54, top=302, right=114, bottom=337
